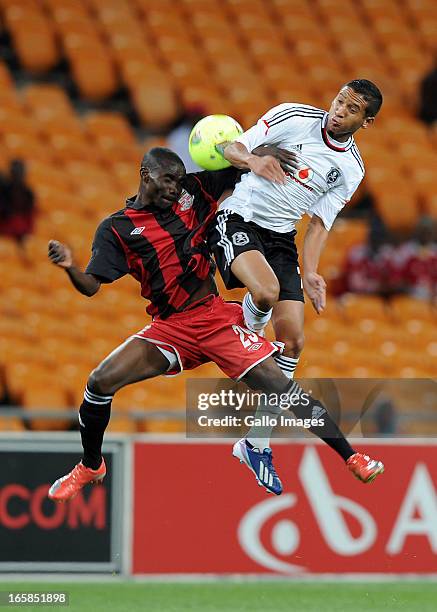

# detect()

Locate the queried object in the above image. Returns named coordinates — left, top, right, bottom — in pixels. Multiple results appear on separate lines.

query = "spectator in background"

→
left=341, top=214, right=401, bottom=296
left=401, top=216, right=437, bottom=300
left=418, top=59, right=437, bottom=126
left=0, top=159, right=36, bottom=253
left=167, top=105, right=205, bottom=172
left=341, top=215, right=437, bottom=300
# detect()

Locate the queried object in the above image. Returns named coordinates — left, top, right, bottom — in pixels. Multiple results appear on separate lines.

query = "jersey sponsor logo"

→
left=232, top=231, right=250, bottom=246
left=326, top=167, right=341, bottom=185
left=296, top=166, right=313, bottom=183
left=130, top=226, right=145, bottom=235
left=247, top=342, right=263, bottom=352
left=178, top=189, right=194, bottom=211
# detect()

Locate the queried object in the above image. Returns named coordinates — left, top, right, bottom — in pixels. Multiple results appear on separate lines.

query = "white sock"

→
left=275, top=353, right=299, bottom=379
left=242, top=293, right=272, bottom=334
left=246, top=353, right=299, bottom=449
left=246, top=393, right=282, bottom=451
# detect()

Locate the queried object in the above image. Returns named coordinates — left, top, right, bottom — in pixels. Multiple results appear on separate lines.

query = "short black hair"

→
left=141, top=147, right=185, bottom=172
left=344, top=79, right=383, bottom=117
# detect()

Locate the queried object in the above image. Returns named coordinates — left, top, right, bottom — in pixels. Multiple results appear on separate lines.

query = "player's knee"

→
left=87, top=367, right=114, bottom=397
left=281, top=333, right=305, bottom=358
left=244, top=358, right=289, bottom=394
left=251, top=280, right=280, bottom=312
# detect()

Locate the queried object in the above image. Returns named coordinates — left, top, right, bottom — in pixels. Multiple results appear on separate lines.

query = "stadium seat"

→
left=130, top=77, right=178, bottom=129
left=340, top=294, right=389, bottom=322
left=390, top=296, right=436, bottom=323
left=2, top=4, right=59, bottom=72
left=0, top=417, right=25, bottom=431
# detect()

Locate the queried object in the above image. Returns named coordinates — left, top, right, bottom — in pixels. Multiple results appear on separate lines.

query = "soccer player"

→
left=209, top=80, right=383, bottom=381
left=47, top=148, right=384, bottom=501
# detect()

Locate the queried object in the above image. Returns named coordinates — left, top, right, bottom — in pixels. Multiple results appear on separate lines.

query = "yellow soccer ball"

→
left=189, top=114, right=243, bottom=170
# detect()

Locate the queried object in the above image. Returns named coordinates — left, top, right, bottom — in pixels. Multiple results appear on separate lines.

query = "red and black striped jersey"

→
left=85, top=167, right=241, bottom=319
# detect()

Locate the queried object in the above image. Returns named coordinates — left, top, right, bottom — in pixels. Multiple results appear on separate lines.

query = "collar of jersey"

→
left=321, top=113, right=353, bottom=152
left=125, top=196, right=174, bottom=216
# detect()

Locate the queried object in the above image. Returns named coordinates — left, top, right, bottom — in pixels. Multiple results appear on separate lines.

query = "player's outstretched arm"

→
left=224, top=141, right=286, bottom=184
left=48, top=239, right=101, bottom=297
left=302, top=215, right=328, bottom=314
left=252, top=145, right=299, bottom=173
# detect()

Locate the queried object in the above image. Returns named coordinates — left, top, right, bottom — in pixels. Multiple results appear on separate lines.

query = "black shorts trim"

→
left=208, top=210, right=304, bottom=303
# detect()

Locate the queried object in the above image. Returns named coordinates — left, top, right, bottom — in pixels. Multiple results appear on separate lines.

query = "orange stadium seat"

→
left=22, top=384, right=71, bottom=431
left=84, top=112, right=138, bottom=161
left=390, top=296, right=436, bottom=323
left=340, top=294, right=390, bottom=322
left=2, top=4, right=59, bottom=72
left=374, top=189, right=420, bottom=231
left=130, top=77, right=178, bottom=129
left=0, top=417, right=25, bottom=431
left=23, top=84, right=76, bottom=121
left=106, top=417, right=137, bottom=433
left=69, top=48, right=119, bottom=101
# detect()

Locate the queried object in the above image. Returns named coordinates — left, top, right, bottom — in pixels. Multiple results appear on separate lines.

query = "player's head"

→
left=139, top=147, right=186, bottom=209
left=326, top=79, right=383, bottom=138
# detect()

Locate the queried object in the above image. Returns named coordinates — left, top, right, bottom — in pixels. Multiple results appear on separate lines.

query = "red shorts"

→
left=133, top=295, right=277, bottom=380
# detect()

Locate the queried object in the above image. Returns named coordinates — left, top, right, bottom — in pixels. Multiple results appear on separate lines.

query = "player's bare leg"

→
left=271, top=299, right=305, bottom=377
left=48, top=339, right=169, bottom=502
left=230, top=250, right=279, bottom=334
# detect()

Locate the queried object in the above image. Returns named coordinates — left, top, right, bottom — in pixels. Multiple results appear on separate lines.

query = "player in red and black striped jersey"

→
left=47, top=147, right=383, bottom=502
left=85, top=151, right=241, bottom=319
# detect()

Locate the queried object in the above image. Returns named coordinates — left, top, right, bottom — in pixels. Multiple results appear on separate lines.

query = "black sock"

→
left=286, top=381, right=355, bottom=462
left=79, top=386, right=113, bottom=470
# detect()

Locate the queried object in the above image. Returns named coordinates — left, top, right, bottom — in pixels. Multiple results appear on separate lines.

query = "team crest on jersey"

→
left=178, top=189, right=194, bottom=211
left=232, top=232, right=249, bottom=246
left=326, top=167, right=341, bottom=185
left=294, top=166, right=313, bottom=184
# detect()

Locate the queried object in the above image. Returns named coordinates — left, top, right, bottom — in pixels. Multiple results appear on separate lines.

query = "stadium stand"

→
left=0, top=0, right=435, bottom=432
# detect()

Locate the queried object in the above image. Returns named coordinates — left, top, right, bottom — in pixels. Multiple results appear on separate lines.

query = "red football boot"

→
left=346, top=452, right=384, bottom=483
left=48, top=459, right=106, bottom=502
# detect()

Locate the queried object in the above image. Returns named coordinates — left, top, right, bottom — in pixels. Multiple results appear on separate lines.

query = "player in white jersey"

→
left=209, top=80, right=382, bottom=387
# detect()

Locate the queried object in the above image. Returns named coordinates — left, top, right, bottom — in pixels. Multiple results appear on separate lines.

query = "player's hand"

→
left=48, top=240, right=73, bottom=269
left=254, top=146, right=299, bottom=173
left=303, top=272, right=326, bottom=314
left=248, top=155, right=286, bottom=184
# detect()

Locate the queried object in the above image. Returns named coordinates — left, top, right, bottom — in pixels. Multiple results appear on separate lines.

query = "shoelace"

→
left=68, top=464, right=82, bottom=483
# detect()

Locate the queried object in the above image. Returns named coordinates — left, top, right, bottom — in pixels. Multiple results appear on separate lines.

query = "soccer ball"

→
left=189, top=114, right=243, bottom=170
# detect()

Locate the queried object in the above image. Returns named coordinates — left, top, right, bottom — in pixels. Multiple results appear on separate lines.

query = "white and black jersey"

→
left=219, top=103, right=365, bottom=232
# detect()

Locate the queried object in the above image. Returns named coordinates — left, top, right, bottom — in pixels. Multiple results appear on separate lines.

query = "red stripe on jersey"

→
left=263, top=119, right=270, bottom=135
left=124, top=208, right=191, bottom=310
left=321, top=127, right=349, bottom=152
left=111, top=225, right=150, bottom=288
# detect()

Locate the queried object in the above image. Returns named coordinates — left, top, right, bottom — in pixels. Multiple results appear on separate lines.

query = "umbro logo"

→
left=130, top=226, right=145, bottom=235
left=312, top=404, right=326, bottom=419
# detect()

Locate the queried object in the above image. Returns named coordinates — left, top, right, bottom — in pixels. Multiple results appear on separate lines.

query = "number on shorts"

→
left=232, top=325, right=259, bottom=348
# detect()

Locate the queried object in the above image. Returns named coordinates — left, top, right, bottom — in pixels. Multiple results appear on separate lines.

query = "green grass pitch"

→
left=4, top=581, right=437, bottom=612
